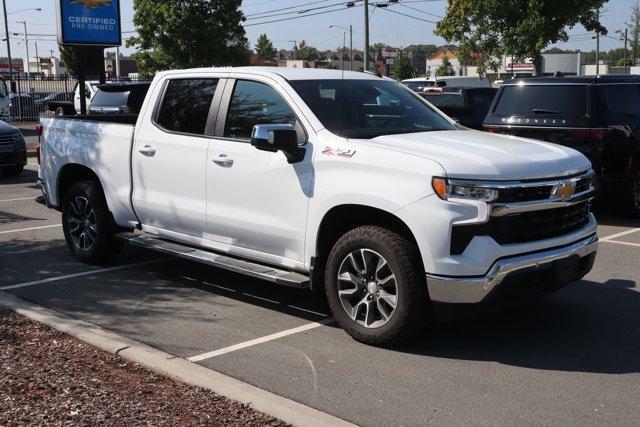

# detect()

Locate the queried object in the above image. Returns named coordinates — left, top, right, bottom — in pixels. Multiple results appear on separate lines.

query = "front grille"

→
left=0, top=133, right=23, bottom=146
left=495, top=186, right=552, bottom=203
left=450, top=202, right=591, bottom=255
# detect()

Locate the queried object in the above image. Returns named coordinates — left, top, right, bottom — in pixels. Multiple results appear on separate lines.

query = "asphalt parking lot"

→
left=2, top=164, right=640, bottom=426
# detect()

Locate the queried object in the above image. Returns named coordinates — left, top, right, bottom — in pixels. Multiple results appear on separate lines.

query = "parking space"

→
left=2, top=164, right=640, bottom=425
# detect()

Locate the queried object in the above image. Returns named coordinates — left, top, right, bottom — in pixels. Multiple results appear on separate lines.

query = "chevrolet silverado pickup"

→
left=38, top=67, right=598, bottom=345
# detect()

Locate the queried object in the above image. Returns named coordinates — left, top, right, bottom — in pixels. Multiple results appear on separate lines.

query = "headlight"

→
left=432, top=177, right=499, bottom=202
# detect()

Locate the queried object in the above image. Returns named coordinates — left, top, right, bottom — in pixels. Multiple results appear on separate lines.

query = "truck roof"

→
left=159, top=66, right=382, bottom=81
left=503, top=75, right=640, bottom=85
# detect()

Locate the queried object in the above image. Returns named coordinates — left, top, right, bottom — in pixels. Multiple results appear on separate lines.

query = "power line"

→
left=377, top=5, right=438, bottom=24
left=244, top=4, right=362, bottom=27
left=244, top=0, right=333, bottom=18
left=396, top=2, right=443, bottom=19
left=245, top=1, right=360, bottom=21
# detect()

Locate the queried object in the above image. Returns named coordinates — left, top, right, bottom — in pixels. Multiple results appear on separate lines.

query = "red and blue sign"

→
left=57, top=0, right=121, bottom=46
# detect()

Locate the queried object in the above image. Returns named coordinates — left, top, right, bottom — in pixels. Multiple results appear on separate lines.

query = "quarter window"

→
left=603, top=84, right=640, bottom=116
left=224, top=80, right=296, bottom=140
left=156, top=79, right=219, bottom=135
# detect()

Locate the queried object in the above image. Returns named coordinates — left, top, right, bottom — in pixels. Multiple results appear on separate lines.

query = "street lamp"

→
left=329, top=25, right=353, bottom=71
left=8, top=8, right=42, bottom=14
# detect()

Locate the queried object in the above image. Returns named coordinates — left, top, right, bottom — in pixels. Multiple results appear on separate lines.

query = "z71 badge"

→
left=322, top=147, right=356, bottom=158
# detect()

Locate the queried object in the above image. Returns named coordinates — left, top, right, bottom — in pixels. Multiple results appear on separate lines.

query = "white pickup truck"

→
left=38, top=67, right=598, bottom=345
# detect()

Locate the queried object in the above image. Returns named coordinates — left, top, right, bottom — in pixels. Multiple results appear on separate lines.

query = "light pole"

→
left=17, top=21, right=30, bottom=83
left=364, top=0, right=369, bottom=72
left=330, top=25, right=353, bottom=71
left=2, top=0, right=12, bottom=83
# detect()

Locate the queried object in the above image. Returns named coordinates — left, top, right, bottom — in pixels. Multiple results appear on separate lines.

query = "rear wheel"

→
left=62, top=181, right=123, bottom=264
left=1, top=165, right=24, bottom=178
left=54, top=106, right=65, bottom=116
left=325, top=226, right=431, bottom=346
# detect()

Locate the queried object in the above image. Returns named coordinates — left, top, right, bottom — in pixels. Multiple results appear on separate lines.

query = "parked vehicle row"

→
left=38, top=67, right=598, bottom=346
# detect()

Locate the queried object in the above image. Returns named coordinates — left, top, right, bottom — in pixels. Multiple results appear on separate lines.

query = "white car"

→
left=37, top=67, right=598, bottom=345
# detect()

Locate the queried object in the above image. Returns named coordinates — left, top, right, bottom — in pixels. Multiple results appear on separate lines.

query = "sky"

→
left=2, top=0, right=635, bottom=62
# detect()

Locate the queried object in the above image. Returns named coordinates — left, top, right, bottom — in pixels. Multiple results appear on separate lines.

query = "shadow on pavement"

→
left=592, top=204, right=640, bottom=228
left=400, top=278, right=640, bottom=374
left=0, top=168, right=38, bottom=185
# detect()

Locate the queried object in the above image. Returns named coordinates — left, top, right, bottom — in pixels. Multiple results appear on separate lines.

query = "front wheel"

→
left=62, top=181, right=123, bottom=264
left=324, top=226, right=431, bottom=346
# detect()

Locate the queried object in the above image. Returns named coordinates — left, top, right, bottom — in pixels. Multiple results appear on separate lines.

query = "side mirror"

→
left=251, top=124, right=305, bottom=163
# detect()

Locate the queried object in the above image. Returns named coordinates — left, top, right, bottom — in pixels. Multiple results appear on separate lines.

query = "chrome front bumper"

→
left=427, top=234, right=598, bottom=304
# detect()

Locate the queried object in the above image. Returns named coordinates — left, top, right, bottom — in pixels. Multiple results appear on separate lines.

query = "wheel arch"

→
left=311, top=204, right=423, bottom=291
left=57, top=163, right=106, bottom=207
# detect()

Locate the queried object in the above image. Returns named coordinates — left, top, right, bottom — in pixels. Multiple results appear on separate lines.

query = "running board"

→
left=118, top=233, right=310, bottom=289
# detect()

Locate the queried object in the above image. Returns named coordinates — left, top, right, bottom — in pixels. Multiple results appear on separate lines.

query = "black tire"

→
left=1, top=165, right=24, bottom=178
left=629, top=169, right=640, bottom=216
left=62, top=181, right=123, bottom=264
left=55, top=106, right=65, bottom=116
left=324, top=226, right=431, bottom=346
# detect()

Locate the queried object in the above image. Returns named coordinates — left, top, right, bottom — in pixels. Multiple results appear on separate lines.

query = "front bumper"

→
left=426, top=234, right=598, bottom=304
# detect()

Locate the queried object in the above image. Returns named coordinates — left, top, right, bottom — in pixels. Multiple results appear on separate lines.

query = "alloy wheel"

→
left=67, top=196, right=97, bottom=251
left=337, top=248, right=398, bottom=328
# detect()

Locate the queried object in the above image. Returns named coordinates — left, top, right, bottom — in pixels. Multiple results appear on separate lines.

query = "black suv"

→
left=484, top=76, right=640, bottom=214
left=0, top=121, right=26, bottom=178
left=422, top=87, right=497, bottom=130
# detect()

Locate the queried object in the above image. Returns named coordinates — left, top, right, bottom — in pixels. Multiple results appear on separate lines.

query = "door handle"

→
left=138, top=145, right=156, bottom=157
left=211, top=154, right=234, bottom=167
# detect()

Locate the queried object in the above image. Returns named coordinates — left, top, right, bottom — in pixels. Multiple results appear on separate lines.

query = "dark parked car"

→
left=0, top=121, right=26, bottom=177
left=89, top=82, right=151, bottom=115
left=484, top=75, right=640, bottom=214
left=35, top=91, right=74, bottom=115
left=422, top=87, right=497, bottom=130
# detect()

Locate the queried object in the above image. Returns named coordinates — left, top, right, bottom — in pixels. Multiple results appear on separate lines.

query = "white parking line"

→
left=288, top=305, right=329, bottom=317
left=600, top=228, right=640, bottom=241
left=602, top=240, right=640, bottom=248
left=0, top=196, right=36, bottom=203
left=202, top=281, right=237, bottom=292
left=0, top=259, right=166, bottom=291
left=0, top=224, right=61, bottom=235
left=187, top=317, right=335, bottom=362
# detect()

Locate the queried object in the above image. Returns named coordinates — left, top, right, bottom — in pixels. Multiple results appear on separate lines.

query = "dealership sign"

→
left=56, top=0, right=121, bottom=46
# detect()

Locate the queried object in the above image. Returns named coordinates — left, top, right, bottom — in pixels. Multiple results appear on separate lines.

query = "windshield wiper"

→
left=532, top=108, right=560, bottom=115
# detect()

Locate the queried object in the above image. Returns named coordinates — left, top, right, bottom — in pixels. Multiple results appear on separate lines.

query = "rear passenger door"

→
left=132, top=77, right=222, bottom=238
left=205, top=77, right=313, bottom=269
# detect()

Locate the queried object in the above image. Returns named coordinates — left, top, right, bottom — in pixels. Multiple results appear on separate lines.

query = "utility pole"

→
left=349, top=24, right=353, bottom=71
left=624, top=28, right=629, bottom=75
left=364, top=0, right=369, bottom=72
left=2, top=0, right=12, bottom=84
left=115, top=46, right=121, bottom=79
left=35, top=41, right=40, bottom=75
left=19, top=21, right=30, bottom=84
left=595, top=8, right=600, bottom=75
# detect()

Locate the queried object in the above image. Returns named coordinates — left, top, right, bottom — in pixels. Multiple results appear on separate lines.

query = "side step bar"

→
left=118, top=233, right=310, bottom=289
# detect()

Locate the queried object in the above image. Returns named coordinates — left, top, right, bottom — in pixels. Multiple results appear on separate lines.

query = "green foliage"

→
left=255, top=34, right=277, bottom=61
left=293, top=40, right=319, bottom=61
left=392, top=52, right=414, bottom=80
left=59, top=45, right=104, bottom=76
left=127, top=0, right=249, bottom=76
left=437, top=54, right=454, bottom=76
left=625, top=1, right=640, bottom=64
left=436, top=0, right=609, bottom=75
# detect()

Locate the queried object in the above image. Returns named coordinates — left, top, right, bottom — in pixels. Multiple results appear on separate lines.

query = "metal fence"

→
left=7, top=75, right=142, bottom=123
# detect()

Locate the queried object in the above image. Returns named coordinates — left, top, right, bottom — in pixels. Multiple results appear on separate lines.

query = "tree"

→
left=127, top=0, right=249, bottom=76
left=59, top=45, right=105, bottom=76
left=392, top=51, right=414, bottom=80
left=255, top=34, right=277, bottom=61
left=625, top=1, right=640, bottom=65
left=437, top=54, right=454, bottom=76
left=436, top=0, right=608, bottom=75
left=293, top=40, right=318, bottom=61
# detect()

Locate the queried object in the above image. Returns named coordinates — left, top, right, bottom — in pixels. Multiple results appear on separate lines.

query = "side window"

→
left=224, top=80, right=296, bottom=140
left=604, top=84, right=640, bottom=116
left=156, top=79, right=218, bottom=135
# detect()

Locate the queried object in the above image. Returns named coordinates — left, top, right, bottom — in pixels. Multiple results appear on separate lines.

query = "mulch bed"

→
left=0, top=310, right=287, bottom=426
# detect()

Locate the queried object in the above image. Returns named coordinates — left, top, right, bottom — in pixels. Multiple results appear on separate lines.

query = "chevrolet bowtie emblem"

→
left=552, top=181, right=577, bottom=200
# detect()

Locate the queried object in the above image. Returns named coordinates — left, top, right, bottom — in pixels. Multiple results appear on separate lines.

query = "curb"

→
left=0, top=291, right=356, bottom=427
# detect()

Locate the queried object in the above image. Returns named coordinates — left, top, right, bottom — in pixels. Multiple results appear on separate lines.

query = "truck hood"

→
left=351, top=130, right=591, bottom=181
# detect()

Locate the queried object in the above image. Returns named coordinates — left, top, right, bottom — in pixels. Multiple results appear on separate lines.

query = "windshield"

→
left=289, top=79, right=455, bottom=139
left=91, top=90, right=129, bottom=107
left=494, top=85, right=589, bottom=117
